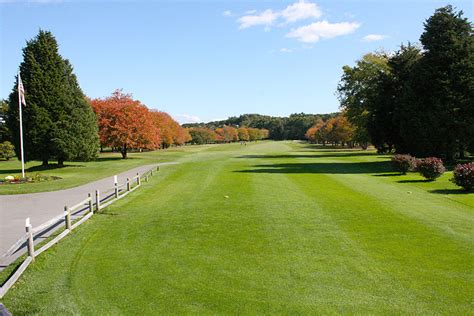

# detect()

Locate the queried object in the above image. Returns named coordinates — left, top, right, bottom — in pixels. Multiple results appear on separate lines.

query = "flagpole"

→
left=18, top=72, right=25, bottom=178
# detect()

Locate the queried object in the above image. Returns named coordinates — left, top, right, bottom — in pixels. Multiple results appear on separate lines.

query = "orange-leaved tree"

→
left=91, top=90, right=160, bottom=158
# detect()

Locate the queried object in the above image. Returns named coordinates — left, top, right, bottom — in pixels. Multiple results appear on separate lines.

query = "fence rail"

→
left=0, top=167, right=161, bottom=298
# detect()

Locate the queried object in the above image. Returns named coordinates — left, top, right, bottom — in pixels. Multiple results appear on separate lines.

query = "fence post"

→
left=137, top=173, right=140, bottom=185
left=114, top=181, right=119, bottom=199
left=88, top=193, right=93, bottom=214
left=65, top=206, right=71, bottom=230
left=96, top=189, right=100, bottom=211
left=127, top=178, right=130, bottom=191
left=151, top=169, right=153, bottom=176
left=145, top=175, right=149, bottom=182
left=25, top=218, right=35, bottom=259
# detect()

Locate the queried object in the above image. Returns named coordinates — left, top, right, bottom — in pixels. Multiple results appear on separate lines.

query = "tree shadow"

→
left=397, top=179, right=431, bottom=183
left=0, top=163, right=84, bottom=175
left=373, top=173, right=403, bottom=177
left=95, top=156, right=127, bottom=162
left=236, top=161, right=392, bottom=175
left=235, top=152, right=381, bottom=159
left=429, top=189, right=472, bottom=195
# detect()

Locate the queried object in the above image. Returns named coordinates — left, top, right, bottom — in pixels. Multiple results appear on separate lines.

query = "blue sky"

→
left=1, top=0, right=472, bottom=123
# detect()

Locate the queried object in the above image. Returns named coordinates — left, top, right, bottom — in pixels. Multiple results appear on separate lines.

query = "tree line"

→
left=188, top=126, right=269, bottom=144
left=184, top=113, right=338, bottom=141
left=337, top=5, right=473, bottom=160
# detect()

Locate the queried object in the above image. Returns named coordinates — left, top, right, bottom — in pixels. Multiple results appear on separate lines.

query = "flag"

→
left=18, top=73, right=26, bottom=106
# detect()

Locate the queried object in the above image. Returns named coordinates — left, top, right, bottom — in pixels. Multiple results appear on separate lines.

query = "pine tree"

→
left=7, top=30, right=99, bottom=166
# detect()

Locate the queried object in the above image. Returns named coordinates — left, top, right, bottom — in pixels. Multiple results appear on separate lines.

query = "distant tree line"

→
left=337, top=6, right=473, bottom=160
left=188, top=126, right=269, bottom=144
left=183, top=113, right=338, bottom=140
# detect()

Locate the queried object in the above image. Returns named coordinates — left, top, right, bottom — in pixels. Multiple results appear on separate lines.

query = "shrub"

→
left=0, top=141, right=15, bottom=160
left=451, top=163, right=474, bottom=191
left=391, top=154, right=417, bottom=174
left=417, top=157, right=446, bottom=180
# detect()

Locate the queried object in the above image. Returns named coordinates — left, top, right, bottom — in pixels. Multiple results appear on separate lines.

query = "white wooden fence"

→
left=0, top=166, right=159, bottom=298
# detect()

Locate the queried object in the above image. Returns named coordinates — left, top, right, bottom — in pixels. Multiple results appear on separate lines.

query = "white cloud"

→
left=238, top=9, right=279, bottom=29
left=223, top=10, right=232, bottom=17
left=280, top=48, right=293, bottom=53
left=362, top=34, right=387, bottom=42
left=281, top=0, right=322, bottom=23
left=238, top=1, right=322, bottom=29
left=286, top=20, right=360, bottom=43
left=173, top=114, right=201, bottom=124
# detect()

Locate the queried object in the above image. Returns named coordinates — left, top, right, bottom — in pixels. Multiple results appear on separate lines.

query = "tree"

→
left=92, top=90, right=159, bottom=158
left=188, top=127, right=217, bottom=144
left=367, top=44, right=422, bottom=153
left=0, top=141, right=15, bottom=160
left=7, top=30, right=99, bottom=166
left=337, top=52, right=390, bottom=149
left=399, top=6, right=473, bottom=159
left=326, top=115, right=355, bottom=146
left=238, top=127, right=249, bottom=141
left=174, top=128, right=192, bottom=145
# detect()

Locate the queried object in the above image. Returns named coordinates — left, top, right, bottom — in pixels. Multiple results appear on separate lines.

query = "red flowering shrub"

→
left=417, top=157, right=446, bottom=180
left=451, top=163, right=474, bottom=191
left=391, top=154, right=417, bottom=174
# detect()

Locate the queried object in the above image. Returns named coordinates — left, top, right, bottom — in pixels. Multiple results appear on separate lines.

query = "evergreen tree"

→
left=7, top=30, right=99, bottom=166
left=401, top=6, right=473, bottom=159
left=368, top=44, right=422, bottom=153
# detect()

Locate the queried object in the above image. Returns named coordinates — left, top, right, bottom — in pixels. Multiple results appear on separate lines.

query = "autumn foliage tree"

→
left=305, top=114, right=355, bottom=146
left=91, top=90, right=158, bottom=158
left=188, top=127, right=217, bottom=144
left=237, top=127, right=250, bottom=141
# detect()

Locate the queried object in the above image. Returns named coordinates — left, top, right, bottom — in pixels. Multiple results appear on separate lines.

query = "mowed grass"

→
left=2, top=141, right=473, bottom=314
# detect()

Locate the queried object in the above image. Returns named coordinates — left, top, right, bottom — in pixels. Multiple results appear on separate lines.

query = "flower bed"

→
left=0, top=174, right=61, bottom=185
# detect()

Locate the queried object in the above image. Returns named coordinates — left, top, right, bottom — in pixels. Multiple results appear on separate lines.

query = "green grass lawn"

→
left=0, top=146, right=209, bottom=194
left=1, top=141, right=473, bottom=314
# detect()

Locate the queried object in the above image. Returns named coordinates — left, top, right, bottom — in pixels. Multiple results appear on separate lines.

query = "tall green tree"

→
left=367, top=44, right=422, bottom=152
left=337, top=52, right=390, bottom=149
left=7, top=30, right=99, bottom=166
left=400, top=6, right=473, bottom=159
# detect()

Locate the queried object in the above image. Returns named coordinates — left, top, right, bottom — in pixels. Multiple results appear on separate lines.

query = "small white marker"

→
left=25, top=217, right=30, bottom=227
left=114, top=175, right=118, bottom=184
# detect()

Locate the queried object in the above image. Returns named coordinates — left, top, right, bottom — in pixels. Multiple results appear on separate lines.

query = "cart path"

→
left=0, top=162, right=177, bottom=266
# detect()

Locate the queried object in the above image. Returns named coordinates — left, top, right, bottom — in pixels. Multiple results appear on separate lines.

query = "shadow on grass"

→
left=429, top=189, right=472, bottom=195
left=236, top=152, right=381, bottom=159
left=374, top=173, right=403, bottom=177
left=236, top=161, right=392, bottom=174
left=0, top=163, right=84, bottom=175
left=398, top=179, right=431, bottom=183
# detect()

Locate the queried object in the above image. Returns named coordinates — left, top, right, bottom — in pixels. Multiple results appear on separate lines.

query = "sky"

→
left=1, top=0, right=472, bottom=123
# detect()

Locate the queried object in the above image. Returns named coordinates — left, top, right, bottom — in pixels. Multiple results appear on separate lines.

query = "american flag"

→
left=18, top=73, right=26, bottom=106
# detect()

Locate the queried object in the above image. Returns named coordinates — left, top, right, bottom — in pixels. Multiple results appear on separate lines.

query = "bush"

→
left=0, top=141, right=15, bottom=160
left=417, top=157, right=446, bottom=180
left=391, top=154, right=417, bottom=174
left=451, top=163, right=474, bottom=191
